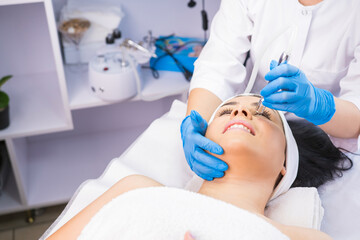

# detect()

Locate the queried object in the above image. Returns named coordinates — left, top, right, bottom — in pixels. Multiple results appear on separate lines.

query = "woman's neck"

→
left=298, top=0, right=323, bottom=6
left=198, top=176, right=273, bottom=215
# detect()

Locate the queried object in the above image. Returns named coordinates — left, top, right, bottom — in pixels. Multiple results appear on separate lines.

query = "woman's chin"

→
left=220, top=137, right=255, bottom=152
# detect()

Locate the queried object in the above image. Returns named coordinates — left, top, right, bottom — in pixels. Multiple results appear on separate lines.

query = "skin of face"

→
left=205, top=96, right=286, bottom=183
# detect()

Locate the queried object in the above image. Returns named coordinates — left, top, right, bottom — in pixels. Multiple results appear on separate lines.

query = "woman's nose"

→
left=231, top=106, right=252, bottom=119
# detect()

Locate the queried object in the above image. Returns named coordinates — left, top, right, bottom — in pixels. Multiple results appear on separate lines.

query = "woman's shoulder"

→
left=112, top=174, right=164, bottom=195
left=120, top=174, right=163, bottom=185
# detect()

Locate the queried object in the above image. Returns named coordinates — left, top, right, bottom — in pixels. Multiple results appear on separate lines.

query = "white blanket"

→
left=78, top=187, right=289, bottom=240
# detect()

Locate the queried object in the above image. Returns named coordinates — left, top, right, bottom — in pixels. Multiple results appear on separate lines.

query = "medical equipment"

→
left=252, top=24, right=297, bottom=114
left=124, top=39, right=158, bottom=65
left=113, top=29, right=122, bottom=44
left=187, top=0, right=196, bottom=8
left=88, top=51, right=139, bottom=102
left=187, top=0, right=208, bottom=41
left=125, top=39, right=157, bottom=59
left=95, top=33, right=118, bottom=55
left=244, top=25, right=298, bottom=94
left=256, top=52, right=290, bottom=114
left=150, top=35, right=204, bottom=81
left=89, top=37, right=158, bottom=102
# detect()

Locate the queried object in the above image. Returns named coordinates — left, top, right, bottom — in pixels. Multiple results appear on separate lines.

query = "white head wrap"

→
left=209, top=94, right=299, bottom=202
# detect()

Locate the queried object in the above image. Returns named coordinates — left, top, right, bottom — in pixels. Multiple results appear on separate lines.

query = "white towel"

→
left=185, top=176, right=324, bottom=229
left=78, top=187, right=289, bottom=240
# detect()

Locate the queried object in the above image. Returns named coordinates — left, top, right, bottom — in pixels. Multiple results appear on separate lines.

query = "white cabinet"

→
left=0, top=0, right=201, bottom=215
left=0, top=0, right=73, bottom=214
left=0, top=0, right=72, bottom=139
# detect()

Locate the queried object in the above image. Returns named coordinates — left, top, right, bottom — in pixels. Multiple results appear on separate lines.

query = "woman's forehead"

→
left=221, top=96, right=261, bottom=107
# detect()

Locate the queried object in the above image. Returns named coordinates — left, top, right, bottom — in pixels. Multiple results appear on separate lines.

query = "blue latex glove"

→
left=260, top=60, right=336, bottom=125
left=180, top=110, right=227, bottom=181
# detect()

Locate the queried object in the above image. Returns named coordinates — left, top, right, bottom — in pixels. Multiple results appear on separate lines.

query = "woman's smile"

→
left=223, top=119, right=255, bottom=136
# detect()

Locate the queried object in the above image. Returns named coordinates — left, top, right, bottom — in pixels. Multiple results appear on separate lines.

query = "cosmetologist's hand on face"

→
left=180, top=110, right=228, bottom=181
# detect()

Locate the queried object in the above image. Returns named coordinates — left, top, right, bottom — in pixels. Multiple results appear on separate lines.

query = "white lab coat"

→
left=190, top=0, right=360, bottom=112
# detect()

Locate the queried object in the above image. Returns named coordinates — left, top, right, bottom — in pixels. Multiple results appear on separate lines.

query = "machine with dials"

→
left=89, top=34, right=156, bottom=102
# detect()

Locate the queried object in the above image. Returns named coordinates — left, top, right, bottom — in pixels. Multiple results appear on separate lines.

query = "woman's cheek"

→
left=265, top=127, right=286, bottom=160
left=205, top=119, right=225, bottom=144
left=205, top=125, right=220, bottom=144
left=257, top=118, right=285, bottom=144
left=270, top=125, right=286, bottom=146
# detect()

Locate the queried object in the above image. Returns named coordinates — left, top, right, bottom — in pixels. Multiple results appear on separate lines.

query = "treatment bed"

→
left=40, top=100, right=360, bottom=240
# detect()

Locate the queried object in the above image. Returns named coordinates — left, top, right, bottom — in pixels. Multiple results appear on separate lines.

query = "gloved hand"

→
left=180, top=110, right=227, bottom=181
left=260, top=60, right=336, bottom=125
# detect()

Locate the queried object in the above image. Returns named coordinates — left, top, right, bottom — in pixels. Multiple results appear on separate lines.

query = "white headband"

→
left=209, top=94, right=299, bottom=202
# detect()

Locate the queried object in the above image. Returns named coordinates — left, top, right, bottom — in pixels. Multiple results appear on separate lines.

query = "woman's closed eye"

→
left=218, top=108, right=272, bottom=120
left=254, top=110, right=271, bottom=120
left=218, top=108, right=232, bottom=117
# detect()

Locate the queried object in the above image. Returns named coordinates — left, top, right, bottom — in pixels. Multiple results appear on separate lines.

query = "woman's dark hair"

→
left=288, top=120, right=354, bottom=188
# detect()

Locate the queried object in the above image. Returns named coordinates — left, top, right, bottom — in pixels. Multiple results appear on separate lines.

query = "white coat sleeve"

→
left=339, top=44, right=360, bottom=111
left=189, top=0, right=254, bottom=101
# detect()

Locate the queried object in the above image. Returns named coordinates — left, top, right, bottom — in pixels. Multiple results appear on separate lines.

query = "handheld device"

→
left=256, top=52, right=290, bottom=114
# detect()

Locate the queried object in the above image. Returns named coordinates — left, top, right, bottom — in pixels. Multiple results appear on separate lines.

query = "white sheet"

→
left=78, top=187, right=289, bottom=240
left=318, top=153, right=360, bottom=239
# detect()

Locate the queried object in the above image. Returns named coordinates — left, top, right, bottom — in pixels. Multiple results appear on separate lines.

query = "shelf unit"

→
left=0, top=0, right=191, bottom=215
left=0, top=169, right=22, bottom=214
left=65, top=65, right=189, bottom=110
left=1, top=71, right=71, bottom=139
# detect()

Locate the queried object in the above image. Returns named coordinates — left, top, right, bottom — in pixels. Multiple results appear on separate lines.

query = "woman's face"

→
left=205, top=95, right=286, bottom=179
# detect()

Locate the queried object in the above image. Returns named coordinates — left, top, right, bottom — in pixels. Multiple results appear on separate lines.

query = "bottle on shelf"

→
left=113, top=29, right=122, bottom=45
left=96, top=33, right=119, bottom=55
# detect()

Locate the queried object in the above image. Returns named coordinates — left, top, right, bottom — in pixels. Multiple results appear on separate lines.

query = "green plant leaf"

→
left=0, top=91, right=9, bottom=109
left=0, top=75, right=12, bottom=89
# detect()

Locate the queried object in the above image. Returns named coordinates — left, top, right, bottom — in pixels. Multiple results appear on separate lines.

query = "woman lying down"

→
left=48, top=94, right=352, bottom=240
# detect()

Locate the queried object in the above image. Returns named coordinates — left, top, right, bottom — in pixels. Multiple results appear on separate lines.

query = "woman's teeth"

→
left=228, top=124, right=251, bottom=133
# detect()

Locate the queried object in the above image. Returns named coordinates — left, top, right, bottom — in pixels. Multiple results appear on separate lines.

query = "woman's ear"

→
left=280, top=167, right=287, bottom=176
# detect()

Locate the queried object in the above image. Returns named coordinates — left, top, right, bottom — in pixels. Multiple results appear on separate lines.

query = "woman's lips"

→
left=223, top=120, right=256, bottom=136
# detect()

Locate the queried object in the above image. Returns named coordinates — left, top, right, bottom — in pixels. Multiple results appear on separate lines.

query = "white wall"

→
left=51, top=0, right=221, bottom=40
left=0, top=3, right=56, bottom=76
